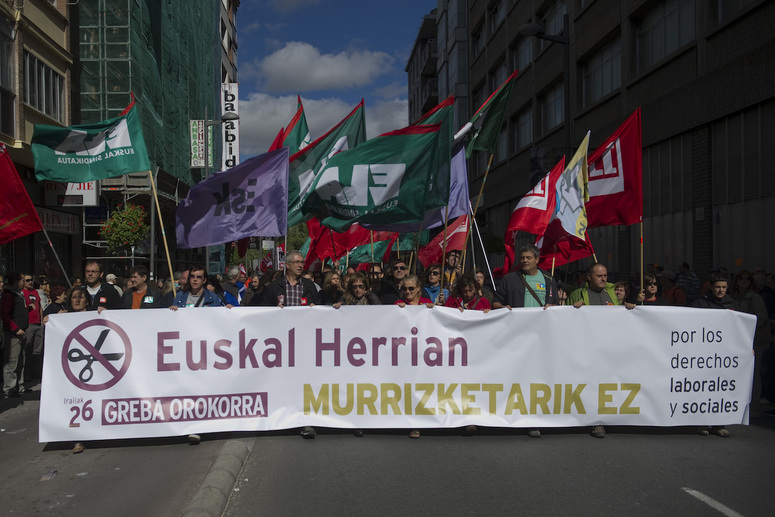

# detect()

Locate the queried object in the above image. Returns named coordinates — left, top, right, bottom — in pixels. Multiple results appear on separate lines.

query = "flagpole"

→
left=551, top=245, right=557, bottom=277
left=41, top=226, right=72, bottom=288
left=148, top=168, right=176, bottom=297
left=370, top=230, right=375, bottom=263
left=462, top=153, right=494, bottom=272
left=640, top=221, right=644, bottom=305
left=440, top=205, right=450, bottom=291
left=471, top=207, right=496, bottom=290
left=412, top=223, right=424, bottom=275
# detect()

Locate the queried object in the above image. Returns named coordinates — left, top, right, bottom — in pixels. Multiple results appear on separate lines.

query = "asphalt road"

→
left=225, top=424, right=775, bottom=517
left=3, top=389, right=775, bottom=517
left=0, top=388, right=223, bottom=517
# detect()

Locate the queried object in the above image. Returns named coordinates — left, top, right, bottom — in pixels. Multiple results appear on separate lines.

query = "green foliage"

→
left=99, top=204, right=150, bottom=255
left=286, top=223, right=308, bottom=251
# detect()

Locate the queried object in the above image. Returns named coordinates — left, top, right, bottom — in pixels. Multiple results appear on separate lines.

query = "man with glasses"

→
left=122, top=265, right=164, bottom=309
left=170, top=265, right=223, bottom=308
left=21, top=274, right=44, bottom=384
left=262, top=251, right=318, bottom=438
left=377, top=259, right=408, bottom=305
left=82, top=260, right=122, bottom=312
left=263, top=251, right=319, bottom=309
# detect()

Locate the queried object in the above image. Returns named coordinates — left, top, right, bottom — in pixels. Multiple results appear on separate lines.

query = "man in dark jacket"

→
left=121, top=265, right=164, bottom=309
left=82, top=260, right=122, bottom=312
left=263, top=251, right=318, bottom=308
left=2, top=272, right=29, bottom=396
left=693, top=272, right=737, bottom=310
left=492, top=244, right=560, bottom=310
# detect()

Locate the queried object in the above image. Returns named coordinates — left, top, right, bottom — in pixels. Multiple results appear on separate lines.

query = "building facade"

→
left=0, top=0, right=80, bottom=283
left=424, top=0, right=775, bottom=279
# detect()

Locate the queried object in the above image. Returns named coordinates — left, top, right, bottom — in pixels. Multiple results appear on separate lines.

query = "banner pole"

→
left=471, top=204, right=496, bottom=290
left=41, top=226, right=72, bottom=288
left=148, top=168, right=176, bottom=297
left=439, top=204, right=451, bottom=290
left=462, top=153, right=494, bottom=272
left=640, top=221, right=644, bottom=305
left=370, top=230, right=375, bottom=263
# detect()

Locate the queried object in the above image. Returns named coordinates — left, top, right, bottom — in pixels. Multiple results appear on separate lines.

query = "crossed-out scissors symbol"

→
left=66, top=329, right=125, bottom=382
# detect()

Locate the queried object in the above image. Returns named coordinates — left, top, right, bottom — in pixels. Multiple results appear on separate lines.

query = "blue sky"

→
left=235, top=0, right=437, bottom=157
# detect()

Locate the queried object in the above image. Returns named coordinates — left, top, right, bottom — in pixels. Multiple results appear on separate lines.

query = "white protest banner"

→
left=39, top=306, right=755, bottom=443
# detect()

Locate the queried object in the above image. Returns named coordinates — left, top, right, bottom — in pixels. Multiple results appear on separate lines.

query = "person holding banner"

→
left=334, top=272, right=381, bottom=307
left=263, top=251, right=318, bottom=309
left=444, top=273, right=491, bottom=312
left=422, top=264, right=449, bottom=306
left=377, top=259, right=408, bottom=305
left=170, top=266, right=224, bottom=309
left=82, top=261, right=122, bottom=312
left=492, top=244, right=559, bottom=311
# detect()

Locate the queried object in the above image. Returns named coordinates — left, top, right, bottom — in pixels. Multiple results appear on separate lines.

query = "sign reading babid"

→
left=39, top=306, right=755, bottom=442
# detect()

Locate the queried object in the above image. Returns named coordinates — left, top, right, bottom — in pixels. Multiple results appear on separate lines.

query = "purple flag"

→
left=176, top=147, right=289, bottom=248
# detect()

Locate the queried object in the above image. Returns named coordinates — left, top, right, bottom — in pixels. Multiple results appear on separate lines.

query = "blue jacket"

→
left=171, top=289, right=224, bottom=308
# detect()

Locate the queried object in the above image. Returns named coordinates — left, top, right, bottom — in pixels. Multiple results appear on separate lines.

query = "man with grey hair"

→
left=262, top=250, right=319, bottom=438
left=222, top=265, right=241, bottom=305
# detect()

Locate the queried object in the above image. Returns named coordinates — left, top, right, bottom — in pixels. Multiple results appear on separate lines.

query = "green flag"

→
left=287, top=100, right=366, bottom=227
left=32, top=104, right=152, bottom=182
left=346, top=238, right=395, bottom=265
left=465, top=71, right=517, bottom=158
left=301, top=124, right=444, bottom=232
left=283, top=95, right=311, bottom=155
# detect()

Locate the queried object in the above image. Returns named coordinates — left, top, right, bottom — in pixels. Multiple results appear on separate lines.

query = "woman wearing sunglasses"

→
left=394, top=275, right=434, bottom=309
left=641, top=273, right=666, bottom=305
left=333, top=272, right=380, bottom=307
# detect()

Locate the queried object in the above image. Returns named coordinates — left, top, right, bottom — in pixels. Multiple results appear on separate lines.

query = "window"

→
left=513, top=38, right=532, bottom=72
left=495, top=124, right=508, bottom=162
left=24, top=52, right=65, bottom=123
left=472, top=29, right=484, bottom=57
left=583, top=38, right=621, bottom=107
left=490, top=0, right=505, bottom=35
left=540, top=1, right=567, bottom=50
left=0, top=31, right=14, bottom=136
left=710, top=0, right=758, bottom=24
left=514, top=108, right=533, bottom=150
left=491, top=60, right=508, bottom=90
left=636, top=0, right=696, bottom=73
left=540, top=83, right=564, bottom=133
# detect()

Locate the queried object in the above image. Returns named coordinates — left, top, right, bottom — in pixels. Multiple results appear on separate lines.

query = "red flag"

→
left=0, top=145, right=44, bottom=246
left=586, top=109, right=642, bottom=227
left=305, top=218, right=396, bottom=267
left=417, top=215, right=469, bottom=267
left=268, top=127, right=285, bottom=152
left=536, top=232, right=595, bottom=270
left=498, top=158, right=566, bottom=274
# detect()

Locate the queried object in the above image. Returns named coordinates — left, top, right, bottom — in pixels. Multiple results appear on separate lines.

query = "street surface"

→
left=3, top=388, right=774, bottom=516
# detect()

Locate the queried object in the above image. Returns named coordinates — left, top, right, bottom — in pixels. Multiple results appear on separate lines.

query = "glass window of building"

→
left=490, top=0, right=505, bottom=35
left=492, top=60, right=508, bottom=90
left=24, top=52, right=65, bottom=123
left=472, top=29, right=484, bottom=57
left=540, top=82, right=564, bottom=133
left=583, top=38, right=621, bottom=107
left=0, top=31, right=14, bottom=136
left=514, top=107, right=533, bottom=150
left=540, top=1, right=567, bottom=50
left=636, top=0, right=696, bottom=73
left=513, top=37, right=532, bottom=72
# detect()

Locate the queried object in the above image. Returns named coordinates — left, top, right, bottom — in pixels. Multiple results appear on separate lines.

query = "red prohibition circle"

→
left=60, top=319, right=133, bottom=391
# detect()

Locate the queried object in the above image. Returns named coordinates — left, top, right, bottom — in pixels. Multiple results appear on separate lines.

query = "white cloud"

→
left=373, top=81, right=406, bottom=100
left=237, top=93, right=408, bottom=158
left=259, top=42, right=394, bottom=93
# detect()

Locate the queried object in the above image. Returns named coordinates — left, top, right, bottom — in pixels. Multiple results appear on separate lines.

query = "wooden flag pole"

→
left=370, top=230, right=375, bottom=263
left=41, top=226, right=72, bottom=288
left=148, top=168, right=176, bottom=297
left=439, top=204, right=451, bottom=291
left=551, top=245, right=557, bottom=277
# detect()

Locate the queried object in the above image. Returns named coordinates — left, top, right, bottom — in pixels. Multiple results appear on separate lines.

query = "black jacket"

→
left=262, top=276, right=319, bottom=306
left=82, top=283, right=123, bottom=311
left=494, top=269, right=560, bottom=307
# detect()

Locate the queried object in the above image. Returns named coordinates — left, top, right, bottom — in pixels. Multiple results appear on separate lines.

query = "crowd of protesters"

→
left=3, top=246, right=774, bottom=447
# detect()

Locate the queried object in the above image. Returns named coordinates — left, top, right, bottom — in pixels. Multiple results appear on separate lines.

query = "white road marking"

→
left=682, top=487, right=745, bottom=517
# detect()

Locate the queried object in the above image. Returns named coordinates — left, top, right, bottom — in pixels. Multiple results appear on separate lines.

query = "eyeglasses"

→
left=429, top=271, right=440, bottom=276
left=189, top=274, right=205, bottom=279
left=352, top=284, right=365, bottom=290
left=647, top=282, right=658, bottom=286
left=403, top=286, right=417, bottom=292
left=393, top=266, right=407, bottom=271
left=24, top=279, right=33, bottom=282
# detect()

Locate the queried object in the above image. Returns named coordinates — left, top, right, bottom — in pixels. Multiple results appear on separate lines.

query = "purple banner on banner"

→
left=176, top=147, right=289, bottom=248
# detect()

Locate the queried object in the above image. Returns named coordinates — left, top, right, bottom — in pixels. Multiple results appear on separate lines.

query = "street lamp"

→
left=518, top=13, right=571, bottom=163
left=202, top=107, right=240, bottom=273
